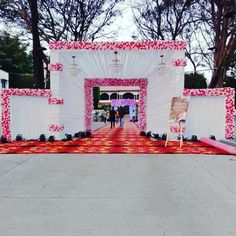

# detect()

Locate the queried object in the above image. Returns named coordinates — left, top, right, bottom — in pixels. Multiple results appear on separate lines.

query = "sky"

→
left=105, top=0, right=137, bottom=41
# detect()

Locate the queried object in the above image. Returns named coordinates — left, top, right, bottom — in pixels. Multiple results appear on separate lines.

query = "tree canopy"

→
left=93, top=87, right=100, bottom=109
left=0, top=31, right=34, bottom=88
left=0, top=0, right=124, bottom=42
left=184, top=73, right=207, bottom=89
left=0, top=0, right=124, bottom=88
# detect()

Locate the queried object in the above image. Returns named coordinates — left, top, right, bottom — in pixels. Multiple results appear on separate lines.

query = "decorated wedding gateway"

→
left=1, top=41, right=234, bottom=141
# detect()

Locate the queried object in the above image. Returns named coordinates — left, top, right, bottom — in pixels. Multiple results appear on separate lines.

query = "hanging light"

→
left=110, top=51, right=124, bottom=74
left=67, top=56, right=81, bottom=76
left=154, top=54, right=169, bottom=76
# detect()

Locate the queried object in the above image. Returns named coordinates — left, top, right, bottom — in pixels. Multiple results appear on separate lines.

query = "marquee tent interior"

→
left=0, top=41, right=234, bottom=141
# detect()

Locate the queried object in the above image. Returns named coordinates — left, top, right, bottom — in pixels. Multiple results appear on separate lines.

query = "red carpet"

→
left=0, top=120, right=230, bottom=155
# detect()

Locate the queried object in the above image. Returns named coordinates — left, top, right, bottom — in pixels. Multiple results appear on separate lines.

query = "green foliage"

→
left=0, top=31, right=33, bottom=88
left=224, top=76, right=236, bottom=88
left=9, top=73, right=34, bottom=88
left=98, top=104, right=110, bottom=111
left=93, top=87, right=100, bottom=109
left=184, top=73, right=207, bottom=89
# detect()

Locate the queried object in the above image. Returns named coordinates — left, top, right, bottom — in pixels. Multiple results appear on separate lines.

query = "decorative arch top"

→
left=84, top=78, right=148, bottom=87
left=49, top=41, right=187, bottom=50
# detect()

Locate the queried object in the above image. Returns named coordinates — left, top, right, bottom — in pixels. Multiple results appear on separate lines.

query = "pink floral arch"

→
left=84, top=78, right=148, bottom=131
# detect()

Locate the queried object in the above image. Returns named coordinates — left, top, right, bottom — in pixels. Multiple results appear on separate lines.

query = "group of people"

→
left=109, top=106, right=125, bottom=128
left=99, top=106, right=137, bottom=128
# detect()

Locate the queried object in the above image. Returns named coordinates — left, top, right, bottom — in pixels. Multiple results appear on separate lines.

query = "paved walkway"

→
left=92, top=115, right=135, bottom=131
left=0, top=154, right=236, bottom=235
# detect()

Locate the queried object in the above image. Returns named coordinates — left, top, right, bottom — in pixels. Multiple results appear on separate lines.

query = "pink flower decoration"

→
left=48, top=98, right=64, bottom=105
left=173, top=59, right=187, bottom=66
left=49, top=124, right=64, bottom=132
left=49, top=41, right=187, bottom=50
left=48, top=63, right=63, bottom=71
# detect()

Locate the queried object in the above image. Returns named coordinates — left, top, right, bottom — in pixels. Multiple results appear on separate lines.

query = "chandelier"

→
left=110, top=51, right=124, bottom=74
left=155, top=54, right=169, bottom=76
left=67, top=56, right=81, bottom=76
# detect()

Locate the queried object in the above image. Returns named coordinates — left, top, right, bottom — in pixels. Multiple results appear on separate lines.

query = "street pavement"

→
left=0, top=153, right=236, bottom=236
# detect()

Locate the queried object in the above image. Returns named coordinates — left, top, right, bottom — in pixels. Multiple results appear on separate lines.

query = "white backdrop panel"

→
left=146, top=51, right=185, bottom=133
left=50, top=50, right=60, bottom=97
left=11, top=96, right=50, bottom=139
left=59, top=74, right=85, bottom=134
left=185, top=96, right=226, bottom=139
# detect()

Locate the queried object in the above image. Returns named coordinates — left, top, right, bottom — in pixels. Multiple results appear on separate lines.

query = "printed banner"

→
left=169, top=96, right=189, bottom=133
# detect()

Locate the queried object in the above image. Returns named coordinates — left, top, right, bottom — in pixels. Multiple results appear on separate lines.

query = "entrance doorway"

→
left=84, top=78, right=148, bottom=132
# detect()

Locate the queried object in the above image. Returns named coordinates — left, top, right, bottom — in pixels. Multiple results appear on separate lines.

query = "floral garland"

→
left=48, top=97, right=64, bottom=105
left=48, top=63, right=63, bottom=71
left=49, top=124, right=64, bottom=132
left=84, top=78, right=148, bottom=131
left=183, top=88, right=235, bottom=139
left=173, top=59, right=187, bottom=66
left=1, top=89, right=52, bottom=141
left=49, top=41, right=187, bottom=50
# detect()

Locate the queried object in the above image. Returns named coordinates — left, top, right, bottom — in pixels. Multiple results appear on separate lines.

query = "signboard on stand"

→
left=169, top=96, right=189, bottom=133
left=165, top=96, right=189, bottom=147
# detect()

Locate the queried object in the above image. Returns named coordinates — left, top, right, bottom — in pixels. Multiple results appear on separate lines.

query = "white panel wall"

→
left=10, top=96, right=51, bottom=140
left=146, top=50, right=185, bottom=134
left=185, top=96, right=226, bottom=139
left=49, top=50, right=64, bottom=138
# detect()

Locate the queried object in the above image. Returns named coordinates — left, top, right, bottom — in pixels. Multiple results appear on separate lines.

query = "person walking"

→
left=119, top=106, right=124, bottom=128
left=132, top=108, right=136, bottom=122
left=115, top=109, right=119, bottom=123
left=102, top=110, right=107, bottom=123
left=109, top=107, right=116, bottom=128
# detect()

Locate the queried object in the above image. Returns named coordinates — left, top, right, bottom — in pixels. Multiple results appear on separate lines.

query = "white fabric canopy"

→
left=50, top=49, right=184, bottom=137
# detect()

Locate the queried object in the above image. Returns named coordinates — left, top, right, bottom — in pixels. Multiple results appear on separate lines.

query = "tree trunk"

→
left=28, top=0, right=44, bottom=89
left=209, top=66, right=225, bottom=88
left=207, top=0, right=236, bottom=88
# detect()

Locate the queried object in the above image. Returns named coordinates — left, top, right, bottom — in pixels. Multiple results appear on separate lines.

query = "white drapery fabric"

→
left=10, top=96, right=50, bottom=140
left=50, top=49, right=184, bottom=136
left=185, top=96, right=226, bottom=139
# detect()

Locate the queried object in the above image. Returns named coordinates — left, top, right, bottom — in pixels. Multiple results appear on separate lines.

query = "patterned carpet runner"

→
left=0, top=119, right=230, bottom=155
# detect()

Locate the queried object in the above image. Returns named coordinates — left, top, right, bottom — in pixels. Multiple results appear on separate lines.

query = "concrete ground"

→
left=0, top=154, right=236, bottom=236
